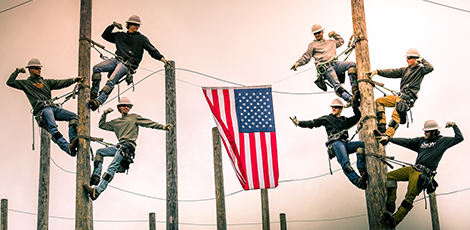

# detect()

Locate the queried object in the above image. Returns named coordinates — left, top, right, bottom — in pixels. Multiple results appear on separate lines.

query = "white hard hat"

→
left=25, top=58, right=43, bottom=68
left=126, top=15, right=141, bottom=25
left=422, top=119, right=440, bottom=131
left=330, top=98, right=344, bottom=107
left=405, top=48, right=420, bottom=57
left=311, top=24, right=325, bottom=34
left=117, top=97, right=133, bottom=108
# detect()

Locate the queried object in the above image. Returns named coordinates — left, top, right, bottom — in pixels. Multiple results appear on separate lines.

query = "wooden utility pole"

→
left=351, top=0, right=388, bottom=229
left=149, top=212, right=156, bottom=230
left=212, top=127, right=227, bottom=230
left=429, top=193, right=440, bottom=230
left=261, top=189, right=270, bottom=230
left=76, top=0, right=93, bottom=229
left=279, top=213, right=287, bottom=230
left=1, top=199, right=7, bottom=230
left=165, top=60, right=178, bottom=230
left=37, top=129, right=50, bottom=230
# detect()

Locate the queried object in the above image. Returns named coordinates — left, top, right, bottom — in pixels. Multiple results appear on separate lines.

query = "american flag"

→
left=202, top=85, right=279, bottom=190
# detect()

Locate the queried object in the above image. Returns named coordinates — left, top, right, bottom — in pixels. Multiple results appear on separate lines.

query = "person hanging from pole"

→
left=376, top=120, right=463, bottom=228
left=289, top=98, right=368, bottom=189
left=89, top=15, right=170, bottom=111
left=366, top=48, right=434, bottom=138
left=83, top=97, right=173, bottom=200
left=290, top=24, right=359, bottom=107
left=6, top=58, right=83, bottom=156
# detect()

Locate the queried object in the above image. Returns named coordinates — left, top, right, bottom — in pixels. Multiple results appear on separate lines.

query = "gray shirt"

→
left=296, top=33, right=344, bottom=66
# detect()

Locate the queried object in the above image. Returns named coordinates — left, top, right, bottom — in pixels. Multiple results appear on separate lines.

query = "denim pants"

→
left=331, top=140, right=365, bottom=185
left=93, top=146, right=124, bottom=194
left=92, top=58, right=128, bottom=104
left=324, top=61, right=356, bottom=101
left=42, top=106, right=78, bottom=152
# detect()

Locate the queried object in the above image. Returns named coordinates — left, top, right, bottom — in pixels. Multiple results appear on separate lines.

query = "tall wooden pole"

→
left=165, top=60, right=178, bottom=230
left=429, top=193, right=440, bottom=230
left=76, top=0, right=93, bottom=229
left=261, top=189, right=270, bottom=230
left=149, top=212, right=156, bottom=230
left=37, top=129, right=50, bottom=230
left=212, top=127, right=227, bottom=230
left=351, top=1, right=388, bottom=229
left=1, top=199, right=7, bottom=230
left=279, top=213, right=287, bottom=230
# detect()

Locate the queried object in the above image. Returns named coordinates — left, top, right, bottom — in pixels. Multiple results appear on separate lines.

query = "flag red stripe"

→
left=249, top=133, right=260, bottom=189
left=260, top=133, right=271, bottom=188
left=271, top=132, right=279, bottom=187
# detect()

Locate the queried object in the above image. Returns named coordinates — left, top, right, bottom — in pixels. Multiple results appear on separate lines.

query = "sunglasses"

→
left=406, top=56, right=417, bottom=60
left=119, top=104, right=131, bottom=108
left=128, top=23, right=140, bottom=27
left=30, top=67, right=41, bottom=70
left=313, top=31, right=322, bottom=35
left=332, top=106, right=343, bottom=109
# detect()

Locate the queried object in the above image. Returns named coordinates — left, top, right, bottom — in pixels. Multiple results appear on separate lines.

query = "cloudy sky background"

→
left=1, top=0, right=469, bottom=229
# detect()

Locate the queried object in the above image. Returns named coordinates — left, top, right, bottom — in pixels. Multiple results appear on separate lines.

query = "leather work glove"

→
left=445, top=122, right=456, bottom=128
left=416, top=57, right=423, bottom=64
left=161, top=57, right=170, bottom=67
left=290, top=62, right=300, bottom=71
left=103, top=108, right=114, bottom=114
left=377, top=136, right=389, bottom=145
left=163, top=124, right=174, bottom=131
left=328, top=31, right=337, bottom=38
left=289, top=116, right=299, bottom=127
left=73, top=76, right=84, bottom=82
left=112, top=21, right=123, bottom=30
left=16, top=67, right=26, bottom=73
left=365, top=70, right=378, bottom=78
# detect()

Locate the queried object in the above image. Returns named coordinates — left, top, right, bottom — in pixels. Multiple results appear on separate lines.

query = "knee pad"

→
left=389, top=119, right=400, bottom=130
left=348, top=67, right=357, bottom=75
left=101, top=85, right=113, bottom=95
left=102, top=172, right=113, bottom=183
left=343, top=165, right=355, bottom=175
left=335, top=86, right=349, bottom=98
left=400, top=200, right=414, bottom=211
left=93, top=154, right=103, bottom=168
left=68, top=118, right=78, bottom=127
left=356, top=147, right=364, bottom=155
left=91, top=73, right=102, bottom=82
left=51, top=132, right=63, bottom=143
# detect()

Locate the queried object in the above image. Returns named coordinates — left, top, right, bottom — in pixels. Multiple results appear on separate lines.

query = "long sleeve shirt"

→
left=6, top=69, right=75, bottom=109
left=389, top=125, right=464, bottom=171
left=296, top=33, right=344, bottom=66
left=99, top=113, right=164, bottom=148
left=377, top=59, right=434, bottom=100
left=102, top=25, right=164, bottom=67
left=298, top=106, right=361, bottom=140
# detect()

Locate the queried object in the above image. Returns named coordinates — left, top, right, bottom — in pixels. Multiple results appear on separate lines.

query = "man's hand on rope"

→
left=163, top=124, right=174, bottom=131
left=16, top=67, right=26, bottom=73
left=290, top=62, right=300, bottom=71
left=73, top=76, right=84, bottom=83
left=445, top=122, right=456, bottom=128
left=103, top=108, right=114, bottom=114
left=113, top=21, right=123, bottom=30
left=289, top=116, right=299, bottom=127
left=364, top=70, right=377, bottom=78
left=416, top=57, right=423, bottom=64
left=377, top=136, right=389, bottom=145
left=161, top=57, right=170, bottom=67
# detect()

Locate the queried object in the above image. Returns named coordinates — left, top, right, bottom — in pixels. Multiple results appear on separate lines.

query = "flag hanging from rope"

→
left=202, top=85, right=279, bottom=190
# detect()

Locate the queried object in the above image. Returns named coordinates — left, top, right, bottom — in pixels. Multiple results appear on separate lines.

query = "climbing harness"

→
left=30, top=83, right=83, bottom=150
left=314, top=35, right=358, bottom=92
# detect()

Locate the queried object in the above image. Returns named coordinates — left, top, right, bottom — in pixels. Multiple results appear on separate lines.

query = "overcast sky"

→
left=1, top=0, right=469, bottom=229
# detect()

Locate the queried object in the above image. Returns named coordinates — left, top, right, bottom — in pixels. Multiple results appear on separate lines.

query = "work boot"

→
left=90, top=92, right=98, bottom=100
left=374, top=129, right=385, bottom=137
left=386, top=202, right=396, bottom=213
left=89, top=99, right=101, bottom=111
left=82, top=184, right=100, bottom=201
left=90, top=175, right=100, bottom=186
left=67, top=138, right=78, bottom=157
left=378, top=123, right=386, bottom=133
left=356, top=172, right=368, bottom=190
left=351, top=84, right=360, bottom=107
left=384, top=212, right=397, bottom=229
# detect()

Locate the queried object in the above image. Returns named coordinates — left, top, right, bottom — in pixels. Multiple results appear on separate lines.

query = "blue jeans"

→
left=331, top=140, right=365, bottom=186
left=92, top=58, right=128, bottom=104
left=93, top=146, right=124, bottom=194
left=324, top=61, right=356, bottom=101
left=42, top=106, right=77, bottom=152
